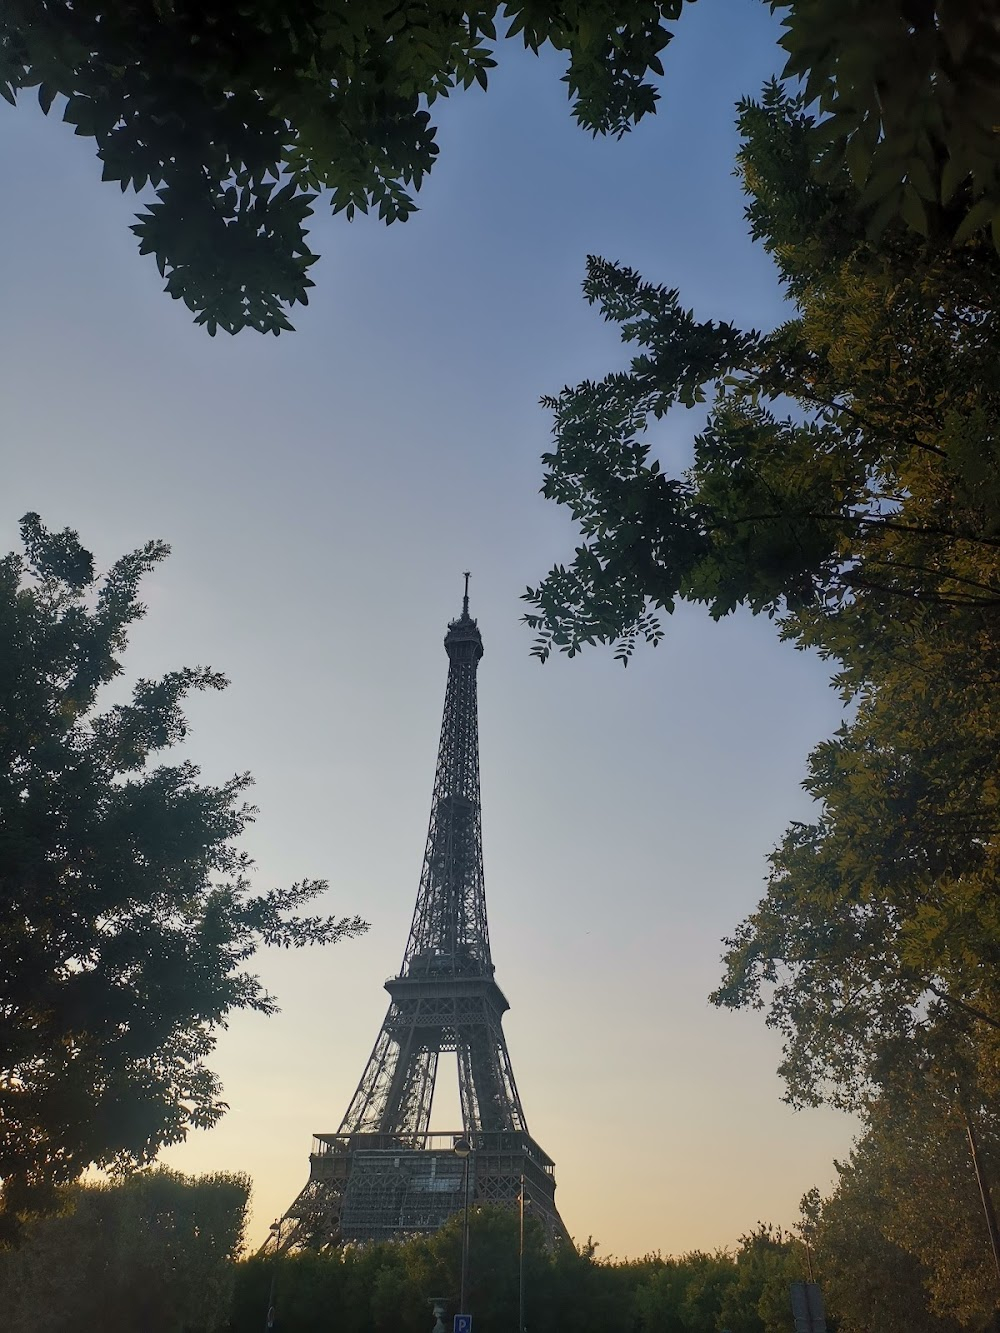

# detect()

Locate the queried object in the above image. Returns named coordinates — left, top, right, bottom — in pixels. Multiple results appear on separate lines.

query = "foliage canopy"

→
left=812, top=1085, right=1000, bottom=1329
left=0, top=0, right=682, bottom=334
left=777, top=0, right=1000, bottom=253
left=6, top=3, right=1000, bottom=334
left=0, top=1167, right=250, bottom=1332
left=229, top=1207, right=807, bottom=1333
left=8, top=1179, right=983, bottom=1333
left=526, top=84, right=1000, bottom=666
left=525, top=85, right=1000, bottom=1108
left=0, top=513, right=365, bottom=1224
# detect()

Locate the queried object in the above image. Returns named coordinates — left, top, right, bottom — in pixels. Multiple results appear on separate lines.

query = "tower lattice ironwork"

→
left=272, top=582, right=566, bottom=1249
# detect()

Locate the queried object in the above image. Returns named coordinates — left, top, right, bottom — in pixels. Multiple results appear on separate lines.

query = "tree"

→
left=710, top=649, right=1000, bottom=1110
left=231, top=1207, right=558, bottom=1333
left=525, top=84, right=1000, bottom=1107
left=716, top=1225, right=804, bottom=1333
left=811, top=1087, right=1000, bottom=1331
left=776, top=0, right=1000, bottom=253
left=230, top=1210, right=850, bottom=1333
left=525, top=84, right=1000, bottom=666
left=810, top=1175, right=956, bottom=1333
left=0, top=0, right=682, bottom=335
left=634, top=1250, right=739, bottom=1333
left=0, top=513, right=366, bottom=1227
left=0, top=1167, right=250, bottom=1333
left=6, top=4, right=1000, bottom=337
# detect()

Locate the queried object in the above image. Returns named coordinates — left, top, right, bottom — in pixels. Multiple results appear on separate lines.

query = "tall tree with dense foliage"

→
left=525, top=79, right=1000, bottom=1326
left=811, top=1084, right=1000, bottom=1330
left=525, top=83, right=1000, bottom=1109
left=4, top=3, right=1000, bottom=334
left=810, top=1174, right=961, bottom=1333
left=525, top=83, right=1000, bottom=668
left=0, top=513, right=365, bottom=1228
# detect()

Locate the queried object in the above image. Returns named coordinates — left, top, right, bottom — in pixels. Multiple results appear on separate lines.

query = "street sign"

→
left=790, top=1281, right=827, bottom=1333
left=454, top=1315, right=473, bottom=1333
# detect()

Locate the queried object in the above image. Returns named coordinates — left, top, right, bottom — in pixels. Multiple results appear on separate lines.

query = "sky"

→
left=1, top=0, right=859, bottom=1257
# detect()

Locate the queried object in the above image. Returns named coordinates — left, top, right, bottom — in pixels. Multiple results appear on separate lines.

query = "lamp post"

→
left=264, top=1218, right=283, bottom=1331
left=518, top=1171, right=526, bottom=1333
left=453, top=1136, right=473, bottom=1316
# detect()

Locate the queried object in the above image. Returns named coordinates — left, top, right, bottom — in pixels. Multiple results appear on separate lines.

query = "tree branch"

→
left=927, top=984, right=1000, bottom=1032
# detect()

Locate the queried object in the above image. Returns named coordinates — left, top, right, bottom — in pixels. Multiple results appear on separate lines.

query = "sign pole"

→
left=518, top=1172, right=526, bottom=1333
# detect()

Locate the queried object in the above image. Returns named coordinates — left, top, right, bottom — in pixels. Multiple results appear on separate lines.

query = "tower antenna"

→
left=462, top=571, right=471, bottom=617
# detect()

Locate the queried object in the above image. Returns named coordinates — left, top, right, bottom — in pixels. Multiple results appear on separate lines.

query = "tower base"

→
left=273, top=1130, right=567, bottom=1250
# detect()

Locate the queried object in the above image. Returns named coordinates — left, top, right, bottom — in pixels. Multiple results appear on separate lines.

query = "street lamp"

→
left=453, top=1136, right=473, bottom=1317
left=264, top=1218, right=283, bottom=1331
left=518, top=1171, right=526, bottom=1333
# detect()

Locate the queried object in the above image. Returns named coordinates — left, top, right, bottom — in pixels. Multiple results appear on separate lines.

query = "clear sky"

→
left=1, top=0, right=858, bottom=1257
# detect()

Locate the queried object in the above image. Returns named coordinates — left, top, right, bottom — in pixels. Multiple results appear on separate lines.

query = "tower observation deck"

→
left=271, top=582, right=567, bottom=1248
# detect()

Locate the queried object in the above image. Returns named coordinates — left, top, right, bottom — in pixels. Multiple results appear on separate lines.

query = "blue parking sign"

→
left=454, top=1316, right=473, bottom=1333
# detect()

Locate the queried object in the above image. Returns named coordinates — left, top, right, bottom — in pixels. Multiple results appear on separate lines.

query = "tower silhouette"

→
left=274, top=583, right=566, bottom=1248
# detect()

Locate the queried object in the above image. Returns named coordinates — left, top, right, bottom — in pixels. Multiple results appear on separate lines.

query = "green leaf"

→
left=865, top=185, right=904, bottom=240
left=845, top=132, right=871, bottom=187
left=900, top=183, right=929, bottom=237
left=907, top=156, right=937, bottom=203
left=858, top=162, right=905, bottom=207
left=953, top=197, right=996, bottom=245
left=940, top=155, right=969, bottom=205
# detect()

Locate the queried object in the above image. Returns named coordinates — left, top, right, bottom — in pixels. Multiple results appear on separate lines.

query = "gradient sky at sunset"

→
left=1, top=0, right=858, bottom=1255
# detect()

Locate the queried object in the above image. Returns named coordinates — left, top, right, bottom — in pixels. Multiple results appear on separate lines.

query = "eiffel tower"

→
left=273, top=580, right=566, bottom=1249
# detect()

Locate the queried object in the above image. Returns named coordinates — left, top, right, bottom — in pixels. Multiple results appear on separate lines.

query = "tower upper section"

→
left=400, top=579, right=492, bottom=978
left=443, top=572, right=483, bottom=664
